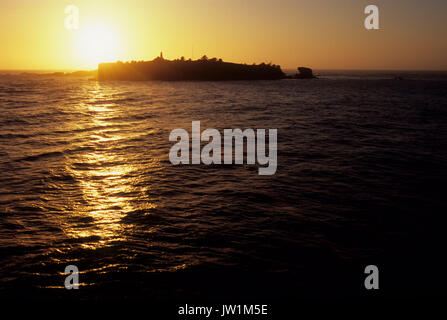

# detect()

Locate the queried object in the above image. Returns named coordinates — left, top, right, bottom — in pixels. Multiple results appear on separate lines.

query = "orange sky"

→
left=1, top=0, right=446, bottom=70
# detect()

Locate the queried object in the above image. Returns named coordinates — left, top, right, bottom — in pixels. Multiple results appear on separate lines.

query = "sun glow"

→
left=76, top=22, right=121, bottom=69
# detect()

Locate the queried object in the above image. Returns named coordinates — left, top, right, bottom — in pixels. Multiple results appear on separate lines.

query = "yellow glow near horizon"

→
left=76, top=23, right=121, bottom=69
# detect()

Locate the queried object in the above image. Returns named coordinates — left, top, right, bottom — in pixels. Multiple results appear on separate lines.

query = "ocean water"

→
left=1, top=73, right=447, bottom=298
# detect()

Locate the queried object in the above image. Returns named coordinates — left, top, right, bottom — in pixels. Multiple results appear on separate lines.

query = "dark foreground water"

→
left=0, top=72, right=446, bottom=299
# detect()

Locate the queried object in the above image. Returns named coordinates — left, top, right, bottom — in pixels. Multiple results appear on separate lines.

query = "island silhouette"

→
left=98, top=53, right=315, bottom=81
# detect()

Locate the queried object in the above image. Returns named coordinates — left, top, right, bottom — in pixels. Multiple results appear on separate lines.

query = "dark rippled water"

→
left=1, top=73, right=447, bottom=298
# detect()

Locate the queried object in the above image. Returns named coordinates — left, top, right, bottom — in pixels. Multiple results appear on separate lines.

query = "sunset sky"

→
left=1, top=0, right=446, bottom=71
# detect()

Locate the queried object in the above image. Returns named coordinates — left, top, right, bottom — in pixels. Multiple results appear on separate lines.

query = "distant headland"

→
left=98, top=53, right=315, bottom=81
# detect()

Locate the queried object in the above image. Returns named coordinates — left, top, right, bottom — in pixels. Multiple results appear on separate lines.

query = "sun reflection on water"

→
left=62, top=83, right=157, bottom=249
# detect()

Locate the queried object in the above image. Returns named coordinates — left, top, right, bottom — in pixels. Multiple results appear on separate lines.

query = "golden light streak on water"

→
left=61, top=83, right=157, bottom=249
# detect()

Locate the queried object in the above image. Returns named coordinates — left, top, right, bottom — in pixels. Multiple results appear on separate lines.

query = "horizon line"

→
left=2, top=68, right=447, bottom=73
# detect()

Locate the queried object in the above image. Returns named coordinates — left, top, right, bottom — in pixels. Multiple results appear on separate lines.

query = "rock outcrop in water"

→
left=294, top=67, right=316, bottom=79
left=98, top=54, right=286, bottom=81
